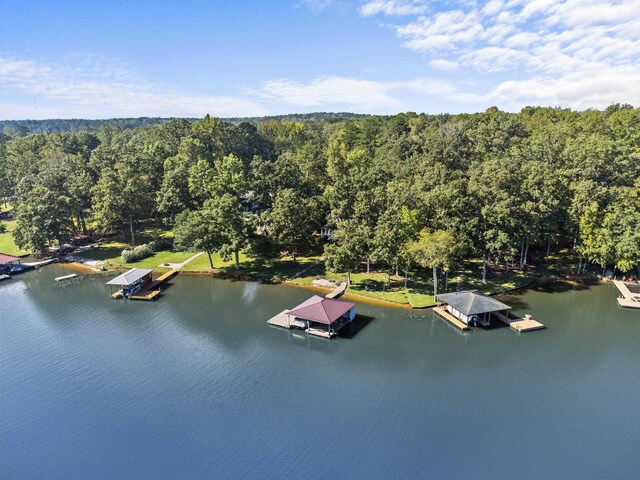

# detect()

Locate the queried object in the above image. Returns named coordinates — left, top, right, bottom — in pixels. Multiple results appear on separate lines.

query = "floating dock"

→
left=55, top=273, right=77, bottom=282
left=612, top=280, right=640, bottom=309
left=492, top=311, right=545, bottom=332
left=433, top=305, right=470, bottom=331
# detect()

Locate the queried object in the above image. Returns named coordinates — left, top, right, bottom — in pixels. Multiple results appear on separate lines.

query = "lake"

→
left=1, top=266, right=639, bottom=479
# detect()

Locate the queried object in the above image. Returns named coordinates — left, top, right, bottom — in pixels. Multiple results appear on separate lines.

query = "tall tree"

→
left=408, top=229, right=457, bottom=300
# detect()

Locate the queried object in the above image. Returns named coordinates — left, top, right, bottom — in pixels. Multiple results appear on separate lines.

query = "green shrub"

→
left=122, top=244, right=153, bottom=263
left=0, top=222, right=6, bottom=234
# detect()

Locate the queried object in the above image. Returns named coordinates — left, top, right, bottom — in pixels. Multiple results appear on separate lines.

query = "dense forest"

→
left=1, top=105, right=638, bottom=287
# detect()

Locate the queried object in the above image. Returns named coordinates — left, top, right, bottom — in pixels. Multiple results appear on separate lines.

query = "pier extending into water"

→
left=326, top=282, right=347, bottom=299
left=612, top=280, right=640, bottom=309
left=109, top=252, right=203, bottom=301
left=492, top=311, right=545, bottom=332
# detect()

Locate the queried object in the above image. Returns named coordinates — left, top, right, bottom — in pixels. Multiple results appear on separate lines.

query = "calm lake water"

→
left=1, top=266, right=639, bottom=479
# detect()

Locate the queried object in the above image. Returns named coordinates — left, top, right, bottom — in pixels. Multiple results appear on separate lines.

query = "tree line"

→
left=1, top=105, right=638, bottom=284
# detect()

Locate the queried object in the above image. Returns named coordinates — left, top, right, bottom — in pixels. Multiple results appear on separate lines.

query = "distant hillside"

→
left=0, top=112, right=371, bottom=134
left=222, top=112, right=371, bottom=124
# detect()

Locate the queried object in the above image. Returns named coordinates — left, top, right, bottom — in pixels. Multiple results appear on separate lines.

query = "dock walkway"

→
left=612, top=280, right=640, bottom=309
left=326, top=282, right=347, bottom=299
left=23, top=258, right=57, bottom=268
left=111, top=252, right=204, bottom=301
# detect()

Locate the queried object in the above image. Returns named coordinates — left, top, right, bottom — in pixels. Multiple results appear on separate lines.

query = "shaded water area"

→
left=1, top=266, right=639, bottom=479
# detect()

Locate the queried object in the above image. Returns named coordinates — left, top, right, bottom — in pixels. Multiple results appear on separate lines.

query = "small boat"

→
left=55, top=273, right=78, bottom=282
left=0, top=274, right=11, bottom=282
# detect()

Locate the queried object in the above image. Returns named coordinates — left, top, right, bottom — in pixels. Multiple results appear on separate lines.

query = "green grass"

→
left=287, top=259, right=540, bottom=308
left=77, top=231, right=323, bottom=280
left=0, top=220, right=30, bottom=256
left=71, top=219, right=542, bottom=308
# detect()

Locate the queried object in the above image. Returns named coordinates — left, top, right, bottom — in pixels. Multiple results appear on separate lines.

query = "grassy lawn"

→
left=77, top=229, right=324, bottom=280
left=181, top=251, right=253, bottom=271
left=74, top=224, right=183, bottom=270
left=71, top=220, right=542, bottom=308
left=77, top=242, right=193, bottom=271
left=0, top=220, right=31, bottom=256
left=289, top=259, right=540, bottom=308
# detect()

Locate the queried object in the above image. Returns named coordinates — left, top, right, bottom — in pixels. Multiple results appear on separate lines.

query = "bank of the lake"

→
left=1, top=266, right=639, bottom=479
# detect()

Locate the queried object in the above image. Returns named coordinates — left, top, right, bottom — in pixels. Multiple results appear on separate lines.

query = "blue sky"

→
left=1, top=0, right=639, bottom=119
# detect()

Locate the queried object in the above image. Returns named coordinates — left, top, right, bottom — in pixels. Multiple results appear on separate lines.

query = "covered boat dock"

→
left=0, top=253, right=22, bottom=274
left=435, top=290, right=544, bottom=332
left=107, top=268, right=156, bottom=300
left=267, top=295, right=356, bottom=338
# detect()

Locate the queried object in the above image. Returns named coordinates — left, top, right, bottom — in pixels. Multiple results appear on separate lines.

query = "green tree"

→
left=408, top=229, right=457, bottom=300
left=269, top=189, right=320, bottom=264
left=173, top=204, right=224, bottom=270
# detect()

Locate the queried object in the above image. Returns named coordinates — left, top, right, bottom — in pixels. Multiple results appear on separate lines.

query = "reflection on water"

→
left=241, top=281, right=258, bottom=304
left=1, top=266, right=639, bottom=479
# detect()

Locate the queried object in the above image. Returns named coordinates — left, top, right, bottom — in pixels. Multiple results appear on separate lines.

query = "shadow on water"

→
left=497, top=276, right=601, bottom=311
left=495, top=292, right=530, bottom=310
left=337, top=314, right=374, bottom=339
left=530, top=276, right=599, bottom=293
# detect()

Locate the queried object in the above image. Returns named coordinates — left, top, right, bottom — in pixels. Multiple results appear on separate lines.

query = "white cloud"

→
left=398, top=10, right=485, bottom=50
left=359, top=1, right=429, bottom=17
left=256, top=76, right=403, bottom=109
left=503, top=31, right=539, bottom=48
left=0, top=55, right=266, bottom=119
left=252, top=75, right=481, bottom=111
left=367, top=0, right=640, bottom=110
left=429, top=59, right=459, bottom=70
left=489, top=68, right=640, bottom=110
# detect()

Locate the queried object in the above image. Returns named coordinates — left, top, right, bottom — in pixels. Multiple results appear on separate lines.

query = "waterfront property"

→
left=268, top=295, right=356, bottom=338
left=435, top=290, right=544, bottom=332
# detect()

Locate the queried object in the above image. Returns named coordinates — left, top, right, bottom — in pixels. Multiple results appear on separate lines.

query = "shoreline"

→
left=57, top=260, right=607, bottom=310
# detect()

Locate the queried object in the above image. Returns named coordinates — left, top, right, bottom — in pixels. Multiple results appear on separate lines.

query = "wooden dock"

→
left=326, top=282, right=347, bottom=299
left=493, top=311, right=545, bottom=332
left=612, top=280, right=640, bottom=309
left=433, top=306, right=470, bottom=331
left=267, top=310, right=308, bottom=329
left=130, top=289, right=161, bottom=301
left=267, top=310, right=292, bottom=328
